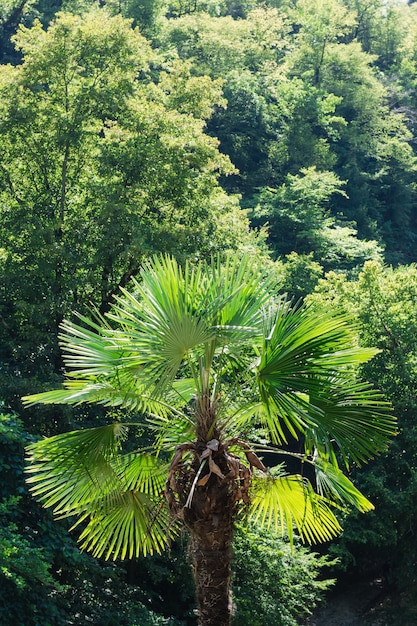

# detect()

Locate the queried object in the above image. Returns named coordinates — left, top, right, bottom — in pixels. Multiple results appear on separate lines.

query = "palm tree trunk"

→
left=185, top=476, right=236, bottom=626
left=189, top=527, right=234, bottom=626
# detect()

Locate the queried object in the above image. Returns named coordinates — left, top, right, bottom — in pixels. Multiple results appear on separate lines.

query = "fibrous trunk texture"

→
left=165, top=423, right=256, bottom=625
left=183, top=449, right=237, bottom=626
left=190, top=536, right=233, bottom=626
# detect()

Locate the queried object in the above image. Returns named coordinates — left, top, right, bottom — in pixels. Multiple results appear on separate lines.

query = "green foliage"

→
left=159, top=1, right=417, bottom=263
left=0, top=409, right=191, bottom=625
left=252, top=167, right=346, bottom=256
left=345, top=0, right=408, bottom=69
left=281, top=252, right=323, bottom=301
left=286, top=0, right=357, bottom=86
left=0, top=8, right=258, bottom=425
left=0, top=411, right=56, bottom=597
left=251, top=167, right=383, bottom=272
left=232, top=524, right=335, bottom=626
left=1, top=0, right=417, bottom=620
left=24, top=253, right=395, bottom=562
left=308, top=262, right=417, bottom=588
left=0, top=498, right=59, bottom=594
left=0, top=0, right=35, bottom=62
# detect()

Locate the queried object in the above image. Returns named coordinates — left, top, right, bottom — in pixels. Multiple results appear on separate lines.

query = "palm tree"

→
left=24, top=254, right=395, bottom=626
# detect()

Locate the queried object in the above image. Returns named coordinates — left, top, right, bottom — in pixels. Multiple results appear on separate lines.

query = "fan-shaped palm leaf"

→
left=314, top=460, right=374, bottom=513
left=23, top=376, right=176, bottom=415
left=74, top=490, right=174, bottom=559
left=26, top=425, right=175, bottom=558
left=304, top=381, right=395, bottom=466
left=249, top=472, right=343, bottom=544
left=256, top=302, right=394, bottom=453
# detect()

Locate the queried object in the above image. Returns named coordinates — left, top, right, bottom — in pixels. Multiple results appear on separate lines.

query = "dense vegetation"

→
left=1, top=0, right=417, bottom=623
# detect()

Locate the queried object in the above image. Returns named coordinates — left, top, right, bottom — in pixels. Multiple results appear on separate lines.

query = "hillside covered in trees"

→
left=1, top=0, right=417, bottom=624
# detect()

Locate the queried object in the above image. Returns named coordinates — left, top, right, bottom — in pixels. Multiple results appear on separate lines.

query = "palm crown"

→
left=24, top=254, right=396, bottom=563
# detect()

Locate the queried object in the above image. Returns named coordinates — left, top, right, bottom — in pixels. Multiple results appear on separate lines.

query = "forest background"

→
left=1, top=0, right=417, bottom=623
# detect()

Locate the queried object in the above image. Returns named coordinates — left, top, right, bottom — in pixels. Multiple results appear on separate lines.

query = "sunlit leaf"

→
left=250, top=472, right=343, bottom=544
left=314, top=460, right=374, bottom=513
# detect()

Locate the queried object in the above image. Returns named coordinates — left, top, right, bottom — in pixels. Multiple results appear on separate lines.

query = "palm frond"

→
left=305, top=381, right=396, bottom=466
left=22, top=377, right=173, bottom=415
left=215, top=400, right=262, bottom=435
left=148, top=412, right=195, bottom=454
left=26, top=424, right=128, bottom=514
left=249, top=472, right=343, bottom=544
left=74, top=490, right=175, bottom=559
left=314, top=460, right=374, bottom=513
left=259, top=303, right=372, bottom=383
left=27, top=423, right=127, bottom=464
left=207, top=254, right=279, bottom=334
left=57, top=315, right=124, bottom=376
left=113, top=452, right=169, bottom=495
left=111, top=288, right=214, bottom=393
left=26, top=427, right=175, bottom=558
left=256, top=302, right=396, bottom=454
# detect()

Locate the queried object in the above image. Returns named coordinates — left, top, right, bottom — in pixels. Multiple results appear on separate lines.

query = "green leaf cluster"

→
left=232, top=523, right=336, bottom=626
left=308, top=261, right=417, bottom=588
left=24, top=254, right=395, bottom=562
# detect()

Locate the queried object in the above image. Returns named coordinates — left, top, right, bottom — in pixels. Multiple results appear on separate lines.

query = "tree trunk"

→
left=166, top=427, right=241, bottom=625
left=189, top=524, right=234, bottom=626
left=184, top=474, right=236, bottom=626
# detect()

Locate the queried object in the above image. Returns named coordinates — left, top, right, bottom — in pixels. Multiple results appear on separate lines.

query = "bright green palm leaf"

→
left=74, top=490, right=174, bottom=559
left=256, top=302, right=395, bottom=452
left=115, top=452, right=168, bottom=494
left=22, top=377, right=174, bottom=415
left=249, top=472, right=343, bottom=544
left=314, top=460, right=374, bottom=513
left=305, top=381, right=396, bottom=466
left=56, top=315, right=124, bottom=376
left=27, top=423, right=128, bottom=464
left=26, top=425, right=174, bottom=558
left=257, top=303, right=376, bottom=390
left=26, top=427, right=168, bottom=512
left=148, top=412, right=196, bottom=454
left=110, top=285, right=214, bottom=392
left=26, top=424, right=128, bottom=514
left=207, top=254, right=279, bottom=334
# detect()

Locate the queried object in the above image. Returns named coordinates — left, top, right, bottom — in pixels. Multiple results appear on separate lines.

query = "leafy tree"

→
left=283, top=0, right=417, bottom=260
left=0, top=9, right=254, bottom=421
left=61, top=0, right=167, bottom=36
left=343, top=0, right=408, bottom=69
left=159, top=3, right=417, bottom=264
left=159, top=9, right=288, bottom=79
left=251, top=167, right=383, bottom=272
left=0, top=0, right=35, bottom=62
left=280, top=252, right=323, bottom=301
left=251, top=167, right=347, bottom=257
left=286, top=0, right=357, bottom=87
left=159, top=9, right=343, bottom=194
left=232, top=524, right=335, bottom=626
left=317, top=39, right=416, bottom=258
left=24, top=254, right=395, bottom=626
left=307, top=261, right=417, bottom=589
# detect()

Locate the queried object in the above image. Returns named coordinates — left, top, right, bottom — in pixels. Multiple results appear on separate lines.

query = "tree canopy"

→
left=1, top=0, right=417, bottom=622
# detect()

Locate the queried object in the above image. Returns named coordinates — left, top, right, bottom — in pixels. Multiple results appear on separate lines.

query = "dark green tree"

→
left=308, top=261, right=417, bottom=591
